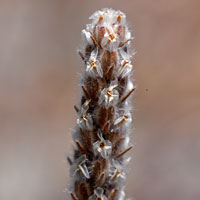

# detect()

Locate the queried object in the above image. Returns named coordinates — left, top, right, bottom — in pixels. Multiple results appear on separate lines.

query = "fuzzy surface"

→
left=69, top=8, right=135, bottom=200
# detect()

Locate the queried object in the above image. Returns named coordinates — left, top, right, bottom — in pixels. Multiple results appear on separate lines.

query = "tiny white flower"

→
left=77, top=113, right=92, bottom=130
left=119, top=60, right=132, bottom=78
left=89, top=10, right=104, bottom=24
left=101, top=26, right=119, bottom=49
left=115, top=11, right=126, bottom=24
left=86, top=49, right=103, bottom=77
left=98, top=84, right=119, bottom=106
left=71, top=155, right=90, bottom=179
left=77, top=100, right=93, bottom=129
left=89, top=187, right=108, bottom=200
left=93, top=133, right=112, bottom=158
left=82, top=29, right=93, bottom=45
left=114, top=113, right=132, bottom=126
left=109, top=159, right=126, bottom=182
left=118, top=48, right=132, bottom=78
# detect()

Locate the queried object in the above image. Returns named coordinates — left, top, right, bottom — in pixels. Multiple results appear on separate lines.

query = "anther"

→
left=109, top=33, right=115, bottom=41
left=117, top=14, right=123, bottom=23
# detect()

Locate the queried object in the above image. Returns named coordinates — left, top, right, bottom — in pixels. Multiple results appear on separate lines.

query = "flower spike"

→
left=69, top=8, right=135, bottom=200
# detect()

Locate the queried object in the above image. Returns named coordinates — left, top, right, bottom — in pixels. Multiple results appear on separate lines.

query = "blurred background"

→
left=0, top=0, right=200, bottom=200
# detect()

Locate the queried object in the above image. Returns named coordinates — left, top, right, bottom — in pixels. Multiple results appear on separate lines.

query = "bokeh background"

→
left=0, top=0, right=200, bottom=200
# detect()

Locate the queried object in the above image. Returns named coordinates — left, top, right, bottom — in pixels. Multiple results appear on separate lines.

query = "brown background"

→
left=0, top=0, right=200, bottom=200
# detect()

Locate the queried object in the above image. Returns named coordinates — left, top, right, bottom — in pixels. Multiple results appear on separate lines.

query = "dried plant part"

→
left=68, top=8, right=135, bottom=200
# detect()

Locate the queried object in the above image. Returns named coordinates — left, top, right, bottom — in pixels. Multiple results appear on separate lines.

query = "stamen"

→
left=122, top=60, right=129, bottom=67
left=90, top=60, right=96, bottom=67
left=99, top=141, right=105, bottom=148
left=107, top=89, right=113, bottom=97
left=99, top=14, right=104, bottom=22
left=81, top=114, right=87, bottom=121
left=117, top=14, right=123, bottom=23
left=109, top=33, right=115, bottom=40
left=124, top=115, right=129, bottom=119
